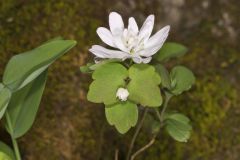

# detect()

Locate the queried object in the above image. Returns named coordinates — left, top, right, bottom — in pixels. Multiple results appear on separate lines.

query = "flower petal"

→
left=113, top=35, right=129, bottom=53
left=142, top=57, right=152, bottom=63
left=128, top=17, right=138, bottom=34
left=138, top=45, right=162, bottom=57
left=109, top=12, right=124, bottom=35
left=138, top=15, right=155, bottom=43
left=89, top=45, right=129, bottom=59
left=132, top=56, right=143, bottom=63
left=97, top=27, right=116, bottom=47
left=145, top=25, right=170, bottom=49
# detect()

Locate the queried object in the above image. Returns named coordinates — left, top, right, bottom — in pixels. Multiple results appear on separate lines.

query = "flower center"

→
left=123, top=29, right=144, bottom=54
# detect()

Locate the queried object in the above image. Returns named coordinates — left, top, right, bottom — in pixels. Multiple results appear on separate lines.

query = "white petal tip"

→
left=148, top=14, right=155, bottom=20
left=165, top=25, right=171, bottom=30
left=96, top=27, right=103, bottom=33
left=109, top=12, right=121, bottom=17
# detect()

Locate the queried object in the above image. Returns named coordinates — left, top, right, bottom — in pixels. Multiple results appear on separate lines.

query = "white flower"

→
left=89, top=12, right=170, bottom=64
left=116, top=88, right=129, bottom=101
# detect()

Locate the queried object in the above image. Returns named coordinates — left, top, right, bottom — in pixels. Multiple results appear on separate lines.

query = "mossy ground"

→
left=0, top=0, right=239, bottom=159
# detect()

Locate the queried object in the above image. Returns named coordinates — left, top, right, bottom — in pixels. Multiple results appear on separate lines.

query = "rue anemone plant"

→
left=0, top=37, right=76, bottom=160
left=0, top=11, right=195, bottom=160
left=81, top=12, right=195, bottom=160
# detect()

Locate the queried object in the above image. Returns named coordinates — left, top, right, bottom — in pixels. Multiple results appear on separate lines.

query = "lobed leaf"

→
left=87, top=63, right=128, bottom=105
left=127, top=64, right=162, bottom=107
left=105, top=101, right=138, bottom=134
left=170, top=66, right=195, bottom=95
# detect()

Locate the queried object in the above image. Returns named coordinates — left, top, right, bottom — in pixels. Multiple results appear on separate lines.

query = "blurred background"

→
left=0, top=0, right=239, bottom=159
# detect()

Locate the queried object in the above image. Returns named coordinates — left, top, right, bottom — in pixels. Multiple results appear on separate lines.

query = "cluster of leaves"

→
left=81, top=42, right=195, bottom=142
left=0, top=37, right=76, bottom=159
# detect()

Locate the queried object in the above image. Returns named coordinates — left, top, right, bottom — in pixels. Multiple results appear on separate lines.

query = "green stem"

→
left=5, top=112, right=22, bottom=160
left=11, top=136, right=21, bottom=160
left=130, top=91, right=173, bottom=160
left=156, top=91, right=172, bottom=123
left=130, top=134, right=157, bottom=160
left=128, top=92, right=173, bottom=159
left=126, top=108, right=148, bottom=160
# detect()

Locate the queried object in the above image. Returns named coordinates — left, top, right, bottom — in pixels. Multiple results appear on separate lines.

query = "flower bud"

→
left=116, top=88, right=129, bottom=101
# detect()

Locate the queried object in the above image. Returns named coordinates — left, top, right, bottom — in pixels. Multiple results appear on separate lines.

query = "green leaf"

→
left=127, top=64, right=162, bottom=107
left=0, top=85, right=12, bottom=119
left=3, top=39, right=76, bottom=91
left=89, top=59, right=121, bottom=71
left=80, top=63, right=94, bottom=73
left=153, top=42, right=188, bottom=62
left=5, top=71, right=47, bottom=138
left=105, top=101, right=138, bottom=134
left=155, top=64, right=171, bottom=89
left=165, top=113, right=192, bottom=142
left=0, top=152, right=12, bottom=160
left=170, top=66, right=195, bottom=95
left=80, top=59, right=121, bottom=74
left=0, top=141, right=15, bottom=160
left=87, top=63, right=128, bottom=105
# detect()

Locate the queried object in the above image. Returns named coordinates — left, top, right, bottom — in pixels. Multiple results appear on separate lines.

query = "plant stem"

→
left=5, top=112, right=22, bottom=160
left=115, top=149, right=119, bottom=160
left=159, top=91, right=172, bottom=122
left=11, top=136, right=21, bottom=160
left=130, top=91, right=173, bottom=159
left=126, top=108, right=148, bottom=160
left=130, top=134, right=157, bottom=160
left=96, top=123, right=105, bottom=160
left=155, top=109, right=162, bottom=124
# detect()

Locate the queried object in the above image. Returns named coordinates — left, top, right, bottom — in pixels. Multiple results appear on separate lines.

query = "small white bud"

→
left=116, top=88, right=129, bottom=101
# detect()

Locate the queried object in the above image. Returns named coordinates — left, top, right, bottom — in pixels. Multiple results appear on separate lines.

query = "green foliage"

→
left=0, top=85, right=11, bottom=119
left=0, top=34, right=76, bottom=159
left=87, top=63, right=128, bottom=105
left=87, top=62, right=164, bottom=133
left=170, top=66, right=195, bottom=95
left=80, top=60, right=122, bottom=74
left=0, top=0, right=113, bottom=159
left=0, top=152, right=12, bottom=160
left=105, top=101, right=138, bottom=134
left=153, top=42, right=187, bottom=62
left=80, top=63, right=94, bottom=73
left=127, top=64, right=162, bottom=107
left=5, top=71, right=48, bottom=138
left=89, top=59, right=121, bottom=71
left=155, top=64, right=171, bottom=89
left=0, top=141, right=15, bottom=160
left=85, top=61, right=195, bottom=135
left=165, top=113, right=192, bottom=142
left=155, top=65, right=195, bottom=96
left=3, top=39, right=76, bottom=91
